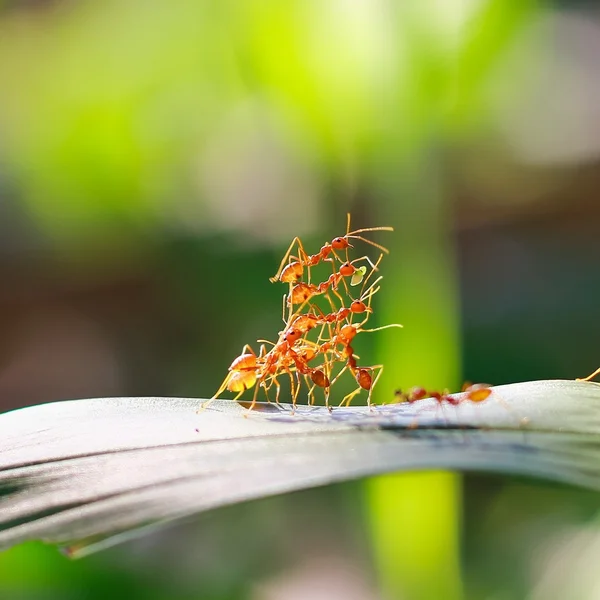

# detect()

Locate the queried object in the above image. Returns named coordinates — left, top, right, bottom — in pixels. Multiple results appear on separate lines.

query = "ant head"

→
left=350, top=300, right=370, bottom=314
left=339, top=261, right=356, bottom=277
left=331, top=237, right=351, bottom=250
left=284, top=328, right=301, bottom=345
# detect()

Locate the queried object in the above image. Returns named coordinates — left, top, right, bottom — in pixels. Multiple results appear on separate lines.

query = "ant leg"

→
left=366, top=365, right=384, bottom=408
left=260, top=371, right=275, bottom=401
left=262, top=380, right=272, bottom=403
left=329, top=285, right=347, bottom=311
left=360, top=271, right=383, bottom=304
left=352, top=254, right=380, bottom=272
left=315, top=321, right=333, bottom=354
left=306, top=378, right=317, bottom=405
left=351, top=255, right=384, bottom=306
left=204, top=371, right=234, bottom=407
left=257, top=339, right=276, bottom=347
left=321, top=290, right=340, bottom=314
left=284, top=366, right=297, bottom=409
left=324, top=383, right=331, bottom=410
left=272, top=375, right=282, bottom=405
left=293, top=369, right=304, bottom=407
left=247, top=381, right=261, bottom=412
left=341, top=386, right=362, bottom=408
left=321, top=347, right=334, bottom=411
left=329, top=362, right=350, bottom=388
left=341, top=255, right=379, bottom=290
left=577, top=367, right=600, bottom=382
left=261, top=376, right=272, bottom=404
left=345, top=274, right=384, bottom=328
left=270, top=237, right=309, bottom=282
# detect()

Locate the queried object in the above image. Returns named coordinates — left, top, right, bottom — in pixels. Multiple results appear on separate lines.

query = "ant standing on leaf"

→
left=204, top=213, right=400, bottom=413
left=392, top=383, right=533, bottom=430
left=394, top=383, right=493, bottom=406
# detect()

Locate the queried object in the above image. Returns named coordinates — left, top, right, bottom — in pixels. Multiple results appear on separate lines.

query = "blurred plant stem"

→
left=367, top=150, right=463, bottom=600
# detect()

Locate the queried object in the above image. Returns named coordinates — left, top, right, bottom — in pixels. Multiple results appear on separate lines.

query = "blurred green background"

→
left=1, top=0, right=600, bottom=598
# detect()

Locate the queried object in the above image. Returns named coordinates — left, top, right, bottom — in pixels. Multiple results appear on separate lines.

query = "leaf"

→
left=0, top=380, right=599, bottom=557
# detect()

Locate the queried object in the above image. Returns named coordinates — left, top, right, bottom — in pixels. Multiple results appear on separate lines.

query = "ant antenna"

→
left=359, top=253, right=384, bottom=295
left=347, top=235, right=391, bottom=254
left=361, top=323, right=404, bottom=333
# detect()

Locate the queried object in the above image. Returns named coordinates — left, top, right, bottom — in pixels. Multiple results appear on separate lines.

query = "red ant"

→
left=206, top=335, right=334, bottom=411
left=270, top=213, right=393, bottom=284
left=280, top=276, right=400, bottom=409
left=394, top=383, right=492, bottom=406
left=206, top=273, right=385, bottom=412
left=391, top=383, right=493, bottom=428
left=321, top=317, right=402, bottom=408
left=284, top=254, right=382, bottom=320
left=284, top=255, right=384, bottom=327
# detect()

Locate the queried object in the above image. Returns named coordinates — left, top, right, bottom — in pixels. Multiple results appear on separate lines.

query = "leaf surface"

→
left=0, top=380, right=598, bottom=556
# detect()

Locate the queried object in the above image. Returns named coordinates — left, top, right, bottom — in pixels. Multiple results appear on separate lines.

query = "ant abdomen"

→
left=311, top=370, right=330, bottom=388
left=229, top=353, right=257, bottom=371
left=280, top=262, right=303, bottom=283
left=356, top=369, right=372, bottom=390
left=464, top=384, right=492, bottom=403
left=227, top=370, right=257, bottom=393
left=287, top=283, right=319, bottom=305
